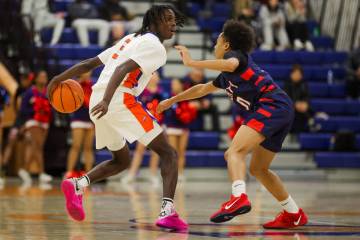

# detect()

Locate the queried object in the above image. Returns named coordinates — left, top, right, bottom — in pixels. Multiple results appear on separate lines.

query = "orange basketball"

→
left=50, top=79, right=84, bottom=113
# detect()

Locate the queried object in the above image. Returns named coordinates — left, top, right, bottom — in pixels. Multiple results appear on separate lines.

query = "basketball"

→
left=50, top=79, right=84, bottom=113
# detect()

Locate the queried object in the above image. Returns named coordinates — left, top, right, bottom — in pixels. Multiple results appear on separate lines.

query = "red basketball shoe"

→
left=263, top=208, right=308, bottom=229
left=210, top=194, right=251, bottom=223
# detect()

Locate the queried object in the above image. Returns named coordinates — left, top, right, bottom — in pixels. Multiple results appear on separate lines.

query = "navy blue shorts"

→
left=243, top=93, right=294, bottom=152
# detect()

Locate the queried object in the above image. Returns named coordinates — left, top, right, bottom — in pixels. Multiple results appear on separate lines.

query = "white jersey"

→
left=93, top=33, right=167, bottom=96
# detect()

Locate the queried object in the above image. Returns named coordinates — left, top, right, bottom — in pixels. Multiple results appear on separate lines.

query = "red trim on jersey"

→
left=254, top=76, right=264, bottom=86
left=260, top=84, right=275, bottom=93
left=240, top=68, right=255, bottom=81
left=259, top=98, right=274, bottom=102
left=246, top=119, right=264, bottom=132
left=112, top=53, right=119, bottom=59
left=123, top=68, right=141, bottom=88
left=257, top=108, right=272, bottom=118
left=123, top=93, right=154, bottom=132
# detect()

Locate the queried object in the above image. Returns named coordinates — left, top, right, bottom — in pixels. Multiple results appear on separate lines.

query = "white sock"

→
left=279, top=196, right=299, bottom=213
left=232, top=180, right=246, bottom=197
left=159, top=198, right=175, bottom=218
left=76, top=175, right=90, bottom=188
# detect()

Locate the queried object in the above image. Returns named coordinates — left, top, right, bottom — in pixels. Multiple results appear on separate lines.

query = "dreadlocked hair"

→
left=135, top=5, right=185, bottom=36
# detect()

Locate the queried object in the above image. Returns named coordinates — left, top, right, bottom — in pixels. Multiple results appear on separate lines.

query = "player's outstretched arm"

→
left=47, top=57, right=103, bottom=98
left=157, top=82, right=218, bottom=113
left=90, top=59, right=139, bottom=119
left=175, top=45, right=239, bottom=72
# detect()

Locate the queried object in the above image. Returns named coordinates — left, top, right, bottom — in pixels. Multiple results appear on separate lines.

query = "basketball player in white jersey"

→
left=47, top=5, right=187, bottom=230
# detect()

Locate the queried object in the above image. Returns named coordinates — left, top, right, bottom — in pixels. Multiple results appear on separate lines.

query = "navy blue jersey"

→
left=212, top=50, right=284, bottom=115
left=213, top=50, right=294, bottom=152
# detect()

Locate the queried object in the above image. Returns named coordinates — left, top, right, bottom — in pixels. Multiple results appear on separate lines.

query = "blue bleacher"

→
left=211, top=3, right=231, bottom=17
left=259, top=64, right=346, bottom=82
left=42, top=28, right=99, bottom=44
left=95, top=150, right=226, bottom=167
left=310, top=36, right=334, bottom=50
left=315, top=117, right=360, bottom=133
left=314, top=152, right=360, bottom=168
left=95, top=131, right=223, bottom=166
left=252, top=51, right=347, bottom=65
left=311, top=99, right=360, bottom=115
left=299, top=133, right=360, bottom=150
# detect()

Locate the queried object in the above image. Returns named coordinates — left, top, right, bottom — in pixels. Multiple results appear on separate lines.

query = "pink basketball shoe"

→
left=61, top=179, right=85, bottom=221
left=155, top=212, right=188, bottom=231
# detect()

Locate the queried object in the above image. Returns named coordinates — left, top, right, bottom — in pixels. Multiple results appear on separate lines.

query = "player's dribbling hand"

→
left=174, top=45, right=192, bottom=66
left=91, top=100, right=108, bottom=119
left=156, top=99, right=173, bottom=114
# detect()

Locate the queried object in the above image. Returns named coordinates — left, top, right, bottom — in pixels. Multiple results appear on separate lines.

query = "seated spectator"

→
left=68, top=0, right=110, bottom=47
left=234, top=0, right=255, bottom=25
left=21, top=0, right=65, bottom=46
left=182, top=68, right=219, bottom=131
left=346, top=43, right=360, bottom=99
left=285, top=0, right=314, bottom=51
left=99, top=0, right=141, bottom=46
left=284, top=64, right=312, bottom=133
left=259, top=0, right=289, bottom=51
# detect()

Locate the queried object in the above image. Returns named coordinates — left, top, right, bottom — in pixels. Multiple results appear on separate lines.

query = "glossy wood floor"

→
left=1, top=177, right=360, bottom=240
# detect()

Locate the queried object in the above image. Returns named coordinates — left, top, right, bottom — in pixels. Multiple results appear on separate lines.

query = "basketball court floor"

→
left=1, top=174, right=360, bottom=240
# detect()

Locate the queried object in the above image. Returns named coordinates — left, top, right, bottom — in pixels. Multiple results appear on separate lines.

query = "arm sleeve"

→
left=212, top=74, right=224, bottom=89
left=97, top=45, right=117, bottom=64
left=129, top=41, right=166, bottom=75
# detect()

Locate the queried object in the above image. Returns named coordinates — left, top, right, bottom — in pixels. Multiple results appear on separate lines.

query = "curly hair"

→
left=135, top=5, right=185, bottom=36
left=222, top=20, right=255, bottom=53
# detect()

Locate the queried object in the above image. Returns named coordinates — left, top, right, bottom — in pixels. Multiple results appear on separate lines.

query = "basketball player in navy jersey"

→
left=157, top=20, right=308, bottom=229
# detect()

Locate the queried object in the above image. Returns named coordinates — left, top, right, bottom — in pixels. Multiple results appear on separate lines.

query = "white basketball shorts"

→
left=89, top=89, right=163, bottom=151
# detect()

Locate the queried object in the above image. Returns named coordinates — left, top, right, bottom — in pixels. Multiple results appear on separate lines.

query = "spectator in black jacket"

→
left=68, top=0, right=110, bottom=47
left=346, top=43, right=360, bottom=99
left=284, top=64, right=311, bottom=133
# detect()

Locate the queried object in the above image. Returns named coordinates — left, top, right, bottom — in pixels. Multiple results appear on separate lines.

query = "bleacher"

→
left=43, top=0, right=359, bottom=170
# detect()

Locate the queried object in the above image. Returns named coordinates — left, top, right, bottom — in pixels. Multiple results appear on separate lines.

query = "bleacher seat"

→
left=311, top=99, right=360, bottom=115
left=187, top=132, right=220, bottom=149
left=251, top=51, right=346, bottom=65
left=42, top=28, right=98, bottom=44
left=187, top=2, right=201, bottom=18
left=315, top=117, right=360, bottom=132
left=53, top=0, right=73, bottom=12
left=310, top=36, right=334, bottom=49
left=299, top=133, right=360, bottom=150
left=314, top=152, right=360, bottom=168
left=95, top=150, right=226, bottom=167
left=211, top=3, right=231, bottom=17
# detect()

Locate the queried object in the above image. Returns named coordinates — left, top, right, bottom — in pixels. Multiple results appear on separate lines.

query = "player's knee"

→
left=249, top=165, right=267, bottom=177
left=112, top=154, right=130, bottom=170
left=224, top=147, right=247, bottom=161
left=160, top=147, right=178, bottom=166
